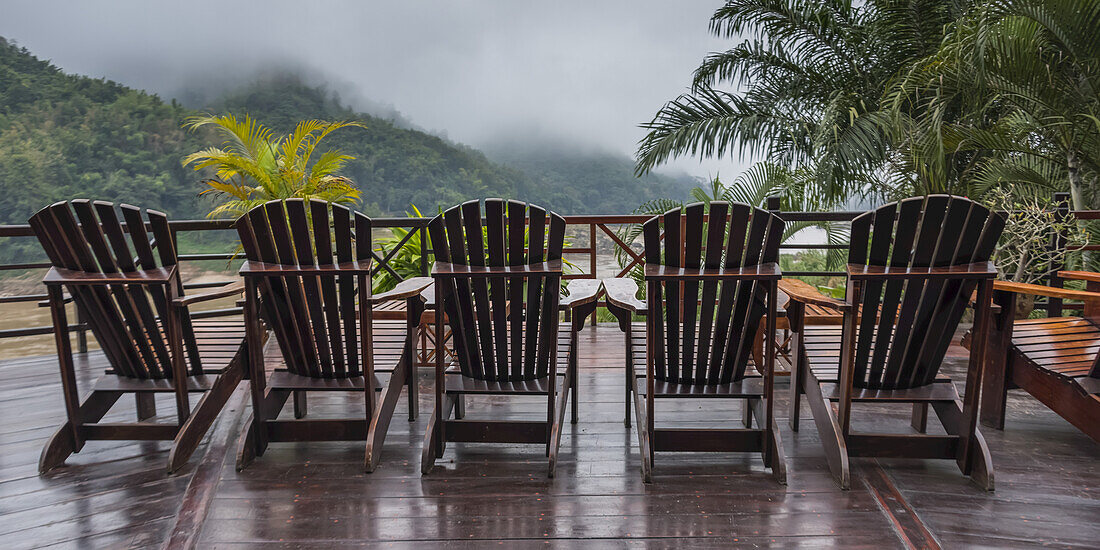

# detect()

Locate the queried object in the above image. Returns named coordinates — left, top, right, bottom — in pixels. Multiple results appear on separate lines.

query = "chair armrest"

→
left=42, top=266, right=176, bottom=286
left=369, top=277, right=432, bottom=304
left=1057, top=271, right=1100, bottom=284
left=560, top=279, right=601, bottom=309
left=432, top=260, right=562, bottom=278
left=847, top=261, right=997, bottom=280
left=239, top=259, right=373, bottom=276
left=777, top=279, right=849, bottom=311
left=603, top=278, right=646, bottom=313
left=992, top=280, right=1100, bottom=301
left=644, top=262, right=781, bottom=281
left=173, top=280, right=245, bottom=308
left=420, top=285, right=436, bottom=309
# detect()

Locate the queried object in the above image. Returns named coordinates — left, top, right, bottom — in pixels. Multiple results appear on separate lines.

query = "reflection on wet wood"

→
left=0, top=325, right=1096, bottom=548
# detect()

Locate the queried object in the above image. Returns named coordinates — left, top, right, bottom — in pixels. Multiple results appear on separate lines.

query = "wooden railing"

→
left=0, top=193, right=1093, bottom=348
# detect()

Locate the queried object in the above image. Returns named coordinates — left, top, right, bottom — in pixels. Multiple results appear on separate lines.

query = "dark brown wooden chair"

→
left=784, top=195, right=1004, bottom=490
left=30, top=200, right=252, bottom=474
left=235, top=199, right=431, bottom=472
left=603, top=201, right=787, bottom=483
left=965, top=273, right=1100, bottom=443
left=421, top=199, right=600, bottom=477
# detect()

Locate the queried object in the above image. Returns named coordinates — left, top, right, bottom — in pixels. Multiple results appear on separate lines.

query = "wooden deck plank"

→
left=0, top=324, right=1094, bottom=549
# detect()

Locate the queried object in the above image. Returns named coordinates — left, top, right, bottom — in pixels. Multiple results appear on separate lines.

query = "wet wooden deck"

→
left=1, top=324, right=1097, bottom=549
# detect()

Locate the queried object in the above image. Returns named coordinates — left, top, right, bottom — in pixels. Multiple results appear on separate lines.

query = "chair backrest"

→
left=29, top=200, right=198, bottom=379
left=643, top=201, right=784, bottom=385
left=846, top=195, right=1005, bottom=390
left=428, top=199, right=565, bottom=382
left=236, top=199, right=372, bottom=379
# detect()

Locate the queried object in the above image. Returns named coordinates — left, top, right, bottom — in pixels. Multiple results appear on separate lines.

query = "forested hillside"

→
left=0, top=37, right=690, bottom=263
left=484, top=140, right=697, bottom=214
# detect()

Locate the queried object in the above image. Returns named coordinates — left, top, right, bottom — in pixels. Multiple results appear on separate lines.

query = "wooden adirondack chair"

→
left=420, top=199, right=600, bottom=477
left=235, top=199, right=431, bottom=472
left=784, top=195, right=1004, bottom=490
left=603, top=201, right=787, bottom=483
left=31, top=200, right=252, bottom=474
left=965, top=273, right=1100, bottom=443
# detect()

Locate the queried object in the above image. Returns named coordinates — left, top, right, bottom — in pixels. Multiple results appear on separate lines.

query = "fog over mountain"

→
left=0, top=0, right=744, bottom=179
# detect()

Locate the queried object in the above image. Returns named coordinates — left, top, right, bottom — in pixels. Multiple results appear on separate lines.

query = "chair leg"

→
left=454, top=394, right=465, bottom=420
left=168, top=363, right=244, bottom=474
left=293, top=391, right=307, bottom=419
left=980, top=355, right=1011, bottom=431
left=365, top=365, right=409, bottom=473
left=628, top=378, right=652, bottom=483
left=789, top=331, right=804, bottom=432
left=136, top=393, right=157, bottom=421
left=407, top=357, right=419, bottom=422
left=804, top=377, right=851, bottom=490
left=932, top=399, right=995, bottom=491
left=235, top=414, right=257, bottom=471
left=421, top=393, right=456, bottom=475
left=549, top=367, right=572, bottom=478
left=751, top=397, right=787, bottom=485
left=570, top=352, right=579, bottom=425
left=910, top=403, right=928, bottom=433
left=624, top=332, right=632, bottom=428
left=236, top=389, right=290, bottom=471
left=742, top=398, right=754, bottom=428
left=38, top=390, right=122, bottom=474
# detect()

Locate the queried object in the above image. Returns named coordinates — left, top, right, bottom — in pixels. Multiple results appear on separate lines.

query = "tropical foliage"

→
left=183, top=114, right=364, bottom=218
left=634, top=0, right=973, bottom=205
left=637, top=0, right=1100, bottom=208
left=615, top=165, right=849, bottom=285
left=888, top=0, right=1100, bottom=205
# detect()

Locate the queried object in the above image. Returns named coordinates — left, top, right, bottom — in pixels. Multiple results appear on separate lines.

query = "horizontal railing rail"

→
left=1, top=192, right=1096, bottom=349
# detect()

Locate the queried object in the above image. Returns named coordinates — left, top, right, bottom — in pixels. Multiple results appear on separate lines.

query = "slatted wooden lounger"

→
left=963, top=273, right=1100, bottom=443
left=31, top=200, right=256, bottom=473
left=421, top=199, right=600, bottom=477
left=604, top=201, right=787, bottom=483
left=784, top=195, right=1005, bottom=490
left=235, top=199, right=431, bottom=471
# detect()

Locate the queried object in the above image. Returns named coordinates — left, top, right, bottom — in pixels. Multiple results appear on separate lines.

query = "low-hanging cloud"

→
left=0, top=0, right=745, bottom=178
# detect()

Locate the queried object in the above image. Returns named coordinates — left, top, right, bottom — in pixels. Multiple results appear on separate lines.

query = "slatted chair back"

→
left=236, top=199, right=372, bottom=379
left=643, top=202, right=784, bottom=385
left=846, top=195, right=1005, bottom=390
left=29, top=200, right=199, bottom=380
left=428, top=199, right=565, bottom=382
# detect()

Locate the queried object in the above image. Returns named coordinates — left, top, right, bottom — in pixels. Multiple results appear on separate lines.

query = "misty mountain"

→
left=483, top=138, right=696, bottom=214
left=0, top=37, right=693, bottom=263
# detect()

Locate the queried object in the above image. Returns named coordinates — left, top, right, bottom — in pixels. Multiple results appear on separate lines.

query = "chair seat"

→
left=267, top=319, right=413, bottom=374
left=445, top=373, right=553, bottom=395
left=441, top=325, right=572, bottom=395
left=628, top=322, right=764, bottom=390
left=107, top=317, right=248, bottom=378
left=636, top=374, right=765, bottom=398
left=800, top=326, right=950, bottom=385
left=268, top=370, right=385, bottom=392
left=1011, top=317, right=1100, bottom=382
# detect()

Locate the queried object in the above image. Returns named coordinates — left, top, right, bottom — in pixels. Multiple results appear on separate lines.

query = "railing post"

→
left=419, top=226, right=429, bottom=277
left=765, top=195, right=781, bottom=214
left=589, top=223, right=598, bottom=328
left=1048, top=192, right=1070, bottom=317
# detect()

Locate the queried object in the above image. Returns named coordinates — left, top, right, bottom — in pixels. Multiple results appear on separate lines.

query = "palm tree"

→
left=888, top=0, right=1100, bottom=207
left=634, top=0, right=971, bottom=204
left=615, top=162, right=849, bottom=282
left=183, top=114, right=366, bottom=218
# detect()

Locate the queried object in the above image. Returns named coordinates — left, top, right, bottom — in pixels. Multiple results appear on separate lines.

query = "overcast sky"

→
left=0, top=1, right=748, bottom=178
